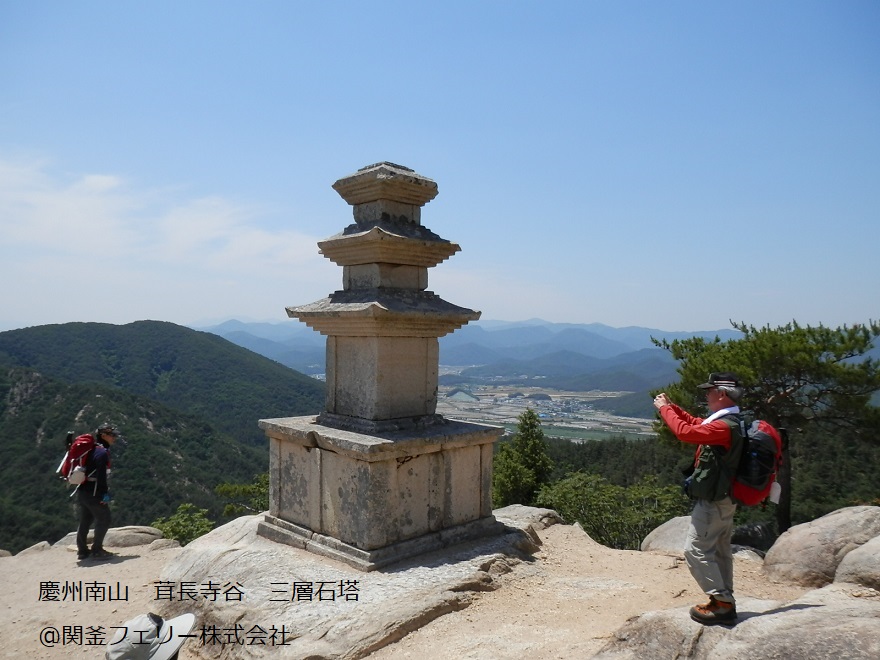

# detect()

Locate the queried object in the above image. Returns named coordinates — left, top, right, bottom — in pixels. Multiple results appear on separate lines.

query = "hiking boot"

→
left=90, top=549, right=116, bottom=561
left=77, top=550, right=90, bottom=560
left=690, top=596, right=737, bottom=625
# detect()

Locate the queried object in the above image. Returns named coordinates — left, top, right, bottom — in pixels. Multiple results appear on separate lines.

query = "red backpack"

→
left=728, top=419, right=784, bottom=506
left=57, top=433, right=101, bottom=486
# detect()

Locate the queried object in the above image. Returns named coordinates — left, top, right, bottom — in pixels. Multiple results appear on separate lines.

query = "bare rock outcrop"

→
left=493, top=504, right=562, bottom=531
left=640, top=515, right=689, bottom=554
left=764, top=506, right=880, bottom=587
left=159, top=512, right=539, bottom=659
left=594, top=583, right=880, bottom=659
left=835, top=534, right=880, bottom=590
left=17, top=541, right=52, bottom=555
left=53, top=525, right=165, bottom=549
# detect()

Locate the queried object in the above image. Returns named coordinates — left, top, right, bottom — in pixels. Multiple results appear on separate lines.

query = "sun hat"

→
left=105, top=612, right=196, bottom=660
left=696, top=372, right=741, bottom=390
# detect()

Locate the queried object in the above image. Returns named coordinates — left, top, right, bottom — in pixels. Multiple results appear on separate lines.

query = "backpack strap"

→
left=716, top=413, right=746, bottom=485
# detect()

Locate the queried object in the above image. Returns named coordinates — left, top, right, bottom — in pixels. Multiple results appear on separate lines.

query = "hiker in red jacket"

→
left=76, top=424, right=120, bottom=561
left=654, top=372, right=745, bottom=625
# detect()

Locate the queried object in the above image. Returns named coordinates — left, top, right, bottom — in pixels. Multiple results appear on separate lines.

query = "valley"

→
left=436, top=382, right=655, bottom=440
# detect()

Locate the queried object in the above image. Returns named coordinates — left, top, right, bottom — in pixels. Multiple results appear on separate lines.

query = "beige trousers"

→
left=684, top=496, right=738, bottom=604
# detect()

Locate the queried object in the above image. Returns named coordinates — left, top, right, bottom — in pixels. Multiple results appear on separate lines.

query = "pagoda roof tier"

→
left=288, top=289, right=480, bottom=337
left=319, top=225, right=460, bottom=267
left=332, top=162, right=438, bottom=207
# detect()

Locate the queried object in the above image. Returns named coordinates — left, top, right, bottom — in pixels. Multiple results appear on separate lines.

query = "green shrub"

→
left=536, top=473, right=690, bottom=550
left=151, top=503, right=214, bottom=546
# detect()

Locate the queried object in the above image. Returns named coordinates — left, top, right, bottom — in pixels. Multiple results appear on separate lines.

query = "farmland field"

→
left=436, top=384, right=654, bottom=441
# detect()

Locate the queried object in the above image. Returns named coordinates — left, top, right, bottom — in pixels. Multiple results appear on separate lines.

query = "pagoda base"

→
left=256, top=415, right=503, bottom=571
left=258, top=514, right=504, bottom=571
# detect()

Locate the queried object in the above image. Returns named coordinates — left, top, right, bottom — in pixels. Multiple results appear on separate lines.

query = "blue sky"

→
left=1, top=1, right=877, bottom=333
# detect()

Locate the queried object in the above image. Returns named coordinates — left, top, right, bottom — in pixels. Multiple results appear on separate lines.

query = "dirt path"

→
left=366, top=524, right=808, bottom=659
left=1, top=543, right=201, bottom=660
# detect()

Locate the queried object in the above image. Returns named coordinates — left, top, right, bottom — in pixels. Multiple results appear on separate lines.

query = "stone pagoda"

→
left=257, top=162, right=504, bottom=570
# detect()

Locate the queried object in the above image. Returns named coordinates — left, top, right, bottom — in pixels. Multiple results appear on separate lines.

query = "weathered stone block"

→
left=395, top=451, right=444, bottom=538
left=258, top=416, right=502, bottom=568
left=326, top=335, right=438, bottom=420
left=321, top=449, right=396, bottom=550
left=343, top=263, right=428, bottom=290
left=351, top=199, right=422, bottom=225
left=273, top=439, right=321, bottom=530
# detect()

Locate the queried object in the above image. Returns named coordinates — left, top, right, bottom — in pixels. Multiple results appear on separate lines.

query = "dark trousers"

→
left=77, top=490, right=111, bottom=553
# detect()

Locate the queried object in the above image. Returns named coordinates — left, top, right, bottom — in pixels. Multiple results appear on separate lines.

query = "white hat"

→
left=105, top=612, right=196, bottom=660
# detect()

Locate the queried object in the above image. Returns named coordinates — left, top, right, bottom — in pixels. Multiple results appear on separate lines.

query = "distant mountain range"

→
left=193, top=319, right=327, bottom=375
left=194, top=318, right=741, bottom=419
left=195, top=317, right=740, bottom=371
left=438, top=319, right=742, bottom=364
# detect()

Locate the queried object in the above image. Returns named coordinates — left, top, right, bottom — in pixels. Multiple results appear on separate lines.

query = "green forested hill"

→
left=0, top=321, right=325, bottom=445
left=0, top=321, right=326, bottom=553
left=0, top=367, right=269, bottom=553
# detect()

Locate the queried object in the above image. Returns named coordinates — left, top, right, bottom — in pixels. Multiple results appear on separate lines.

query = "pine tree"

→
left=215, top=473, right=270, bottom=516
left=492, top=408, right=554, bottom=507
left=654, top=320, right=880, bottom=532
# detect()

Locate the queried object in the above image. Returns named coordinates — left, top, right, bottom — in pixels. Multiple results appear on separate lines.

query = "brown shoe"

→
left=690, top=596, right=737, bottom=625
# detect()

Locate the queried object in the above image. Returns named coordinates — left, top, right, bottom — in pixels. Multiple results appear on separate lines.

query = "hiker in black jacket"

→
left=76, top=424, right=119, bottom=561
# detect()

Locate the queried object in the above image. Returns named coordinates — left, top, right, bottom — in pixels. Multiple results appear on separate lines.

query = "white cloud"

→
left=0, top=159, right=141, bottom=254
left=0, top=157, right=332, bottom=328
left=152, top=196, right=320, bottom=270
left=75, top=174, right=124, bottom=193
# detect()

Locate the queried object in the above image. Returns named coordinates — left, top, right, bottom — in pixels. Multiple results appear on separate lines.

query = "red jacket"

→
left=659, top=403, right=734, bottom=466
